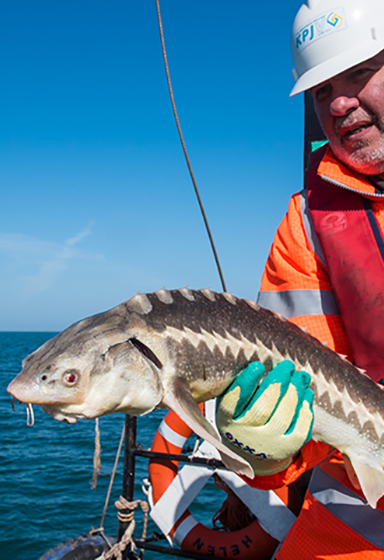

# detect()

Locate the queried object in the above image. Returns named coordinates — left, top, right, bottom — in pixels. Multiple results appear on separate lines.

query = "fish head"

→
left=7, top=310, right=165, bottom=423
left=7, top=337, right=90, bottom=419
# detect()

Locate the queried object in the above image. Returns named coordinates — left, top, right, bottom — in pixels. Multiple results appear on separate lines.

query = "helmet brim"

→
left=290, top=43, right=384, bottom=97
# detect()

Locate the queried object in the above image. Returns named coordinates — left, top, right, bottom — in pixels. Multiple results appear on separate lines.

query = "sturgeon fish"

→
left=7, top=288, right=384, bottom=507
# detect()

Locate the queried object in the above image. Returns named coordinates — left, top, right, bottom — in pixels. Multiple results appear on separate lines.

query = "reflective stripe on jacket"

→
left=255, top=146, right=384, bottom=557
left=277, top=459, right=384, bottom=559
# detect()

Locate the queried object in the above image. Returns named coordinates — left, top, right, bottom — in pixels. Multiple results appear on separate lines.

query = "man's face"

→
left=312, top=51, right=384, bottom=177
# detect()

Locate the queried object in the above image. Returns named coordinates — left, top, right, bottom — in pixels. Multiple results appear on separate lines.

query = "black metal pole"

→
left=118, top=414, right=137, bottom=545
left=134, top=448, right=225, bottom=468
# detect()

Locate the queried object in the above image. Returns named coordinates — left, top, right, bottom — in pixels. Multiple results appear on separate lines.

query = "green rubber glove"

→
left=216, top=361, right=314, bottom=476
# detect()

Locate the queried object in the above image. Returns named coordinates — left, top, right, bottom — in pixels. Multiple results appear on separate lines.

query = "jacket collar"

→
left=318, top=147, right=384, bottom=200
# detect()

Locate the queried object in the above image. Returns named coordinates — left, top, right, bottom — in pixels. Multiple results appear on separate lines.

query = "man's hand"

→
left=216, top=361, right=314, bottom=476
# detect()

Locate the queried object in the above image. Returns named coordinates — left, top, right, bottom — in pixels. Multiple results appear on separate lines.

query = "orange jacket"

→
left=249, top=147, right=384, bottom=558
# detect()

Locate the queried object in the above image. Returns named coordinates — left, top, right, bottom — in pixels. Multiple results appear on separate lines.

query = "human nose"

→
left=329, top=95, right=359, bottom=117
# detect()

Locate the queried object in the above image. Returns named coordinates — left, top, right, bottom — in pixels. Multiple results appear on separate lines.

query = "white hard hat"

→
left=290, top=0, right=384, bottom=96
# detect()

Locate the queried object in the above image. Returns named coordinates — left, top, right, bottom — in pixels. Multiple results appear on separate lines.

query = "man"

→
left=217, top=0, right=384, bottom=557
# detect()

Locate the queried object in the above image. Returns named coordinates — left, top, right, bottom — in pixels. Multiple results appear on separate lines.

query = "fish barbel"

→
left=7, top=288, right=384, bottom=507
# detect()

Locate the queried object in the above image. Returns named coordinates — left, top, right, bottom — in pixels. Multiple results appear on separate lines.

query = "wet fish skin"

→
left=7, top=287, right=384, bottom=507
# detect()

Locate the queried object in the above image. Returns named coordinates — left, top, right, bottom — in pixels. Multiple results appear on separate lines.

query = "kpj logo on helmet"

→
left=295, top=9, right=346, bottom=53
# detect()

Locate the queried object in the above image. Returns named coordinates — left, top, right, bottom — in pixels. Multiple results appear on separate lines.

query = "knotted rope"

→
left=94, top=497, right=149, bottom=560
left=116, top=496, right=149, bottom=529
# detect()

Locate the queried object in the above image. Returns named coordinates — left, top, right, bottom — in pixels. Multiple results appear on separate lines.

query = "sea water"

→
left=0, top=332, right=228, bottom=560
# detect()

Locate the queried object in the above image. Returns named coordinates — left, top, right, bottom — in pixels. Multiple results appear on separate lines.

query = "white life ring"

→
left=148, top=401, right=296, bottom=559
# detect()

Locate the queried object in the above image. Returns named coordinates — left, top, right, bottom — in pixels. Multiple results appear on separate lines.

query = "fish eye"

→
left=63, top=370, right=79, bottom=385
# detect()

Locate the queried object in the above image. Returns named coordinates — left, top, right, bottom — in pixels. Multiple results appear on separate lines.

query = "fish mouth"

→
left=10, top=398, right=78, bottom=427
left=42, top=405, right=78, bottom=424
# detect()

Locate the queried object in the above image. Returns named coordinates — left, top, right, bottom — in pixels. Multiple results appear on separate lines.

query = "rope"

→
left=97, top=497, right=149, bottom=560
left=99, top=423, right=126, bottom=528
left=103, top=520, right=136, bottom=560
left=116, top=496, right=149, bottom=537
left=89, top=422, right=126, bottom=550
left=155, top=0, right=227, bottom=292
left=91, top=418, right=102, bottom=489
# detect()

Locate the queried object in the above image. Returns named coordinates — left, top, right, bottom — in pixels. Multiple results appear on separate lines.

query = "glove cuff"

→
left=249, top=456, right=293, bottom=476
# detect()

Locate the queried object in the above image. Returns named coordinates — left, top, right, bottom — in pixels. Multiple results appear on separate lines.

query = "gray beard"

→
left=332, top=133, right=384, bottom=176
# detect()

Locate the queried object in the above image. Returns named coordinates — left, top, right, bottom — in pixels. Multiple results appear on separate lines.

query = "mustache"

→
left=335, top=109, right=380, bottom=134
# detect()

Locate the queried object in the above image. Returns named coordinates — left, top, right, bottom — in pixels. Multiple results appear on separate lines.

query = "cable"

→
left=155, top=0, right=227, bottom=292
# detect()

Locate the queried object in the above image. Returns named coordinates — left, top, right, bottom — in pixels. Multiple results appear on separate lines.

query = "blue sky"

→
left=0, top=0, right=305, bottom=331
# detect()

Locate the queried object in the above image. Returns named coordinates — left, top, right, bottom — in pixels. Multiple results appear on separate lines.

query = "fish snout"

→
left=7, top=374, right=34, bottom=403
left=7, top=367, right=84, bottom=405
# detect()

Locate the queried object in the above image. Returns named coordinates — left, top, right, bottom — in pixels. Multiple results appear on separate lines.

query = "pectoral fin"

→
left=162, top=378, right=254, bottom=479
left=347, top=453, right=384, bottom=509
